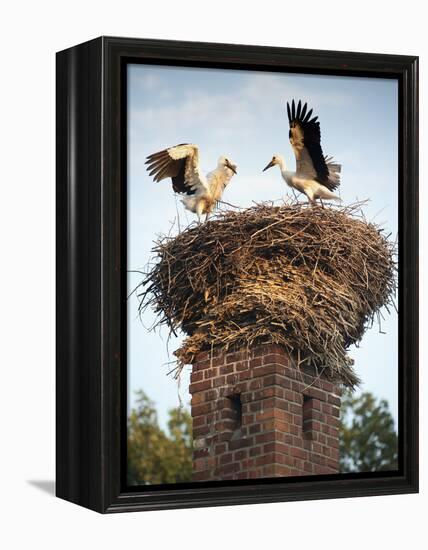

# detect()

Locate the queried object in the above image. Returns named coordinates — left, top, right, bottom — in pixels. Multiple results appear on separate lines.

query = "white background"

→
left=0, top=1, right=425, bottom=548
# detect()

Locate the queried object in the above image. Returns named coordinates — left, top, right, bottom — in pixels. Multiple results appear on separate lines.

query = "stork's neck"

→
left=222, top=168, right=234, bottom=185
left=207, top=168, right=233, bottom=200
left=277, top=158, right=287, bottom=172
left=210, top=167, right=234, bottom=185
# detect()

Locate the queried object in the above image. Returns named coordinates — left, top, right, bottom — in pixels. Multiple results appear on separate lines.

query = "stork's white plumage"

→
left=146, top=144, right=237, bottom=222
left=263, top=100, right=341, bottom=205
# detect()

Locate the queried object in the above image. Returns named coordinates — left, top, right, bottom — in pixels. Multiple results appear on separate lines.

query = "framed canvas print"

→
left=56, top=36, right=418, bottom=513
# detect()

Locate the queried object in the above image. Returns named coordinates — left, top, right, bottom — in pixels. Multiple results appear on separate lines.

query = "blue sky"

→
left=127, top=64, right=398, bottom=429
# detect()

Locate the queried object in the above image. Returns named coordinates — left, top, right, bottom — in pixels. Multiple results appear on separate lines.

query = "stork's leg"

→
left=196, top=201, right=204, bottom=224
left=320, top=198, right=325, bottom=209
left=305, top=190, right=315, bottom=207
left=291, top=188, right=298, bottom=202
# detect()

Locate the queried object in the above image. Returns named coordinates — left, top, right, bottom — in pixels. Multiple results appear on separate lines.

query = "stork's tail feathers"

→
left=317, top=185, right=341, bottom=202
left=324, top=155, right=341, bottom=190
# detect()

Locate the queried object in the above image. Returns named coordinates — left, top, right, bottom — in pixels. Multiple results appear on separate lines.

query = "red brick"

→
left=214, top=420, right=235, bottom=431
left=255, top=432, right=276, bottom=444
left=313, top=464, right=330, bottom=475
left=250, top=446, right=262, bottom=457
left=217, top=431, right=233, bottom=442
left=291, top=380, right=303, bottom=392
left=235, top=360, right=249, bottom=371
left=226, top=374, right=239, bottom=386
left=293, top=414, right=303, bottom=427
left=193, top=458, right=207, bottom=471
left=303, top=461, right=314, bottom=473
left=318, top=433, right=327, bottom=445
left=214, top=443, right=227, bottom=454
left=189, top=379, right=212, bottom=394
left=221, top=408, right=236, bottom=420
left=331, top=406, right=341, bottom=418
left=229, top=437, right=254, bottom=450
left=239, top=392, right=252, bottom=403
left=270, top=465, right=294, bottom=476
left=249, top=357, right=262, bottom=368
left=235, top=472, right=251, bottom=479
left=238, top=370, right=252, bottom=381
left=214, top=462, right=240, bottom=476
left=195, top=351, right=210, bottom=362
left=204, top=367, right=218, bottom=379
left=234, top=450, right=247, bottom=461
left=220, top=364, right=234, bottom=375
left=330, top=448, right=340, bottom=461
left=327, top=436, right=340, bottom=449
left=191, top=393, right=204, bottom=406
left=211, top=356, right=225, bottom=367
left=192, top=425, right=210, bottom=437
left=327, top=394, right=341, bottom=408
left=256, top=409, right=292, bottom=423
left=248, top=424, right=261, bottom=434
left=193, top=359, right=211, bottom=371
left=289, top=424, right=300, bottom=435
left=255, top=453, right=276, bottom=467
left=312, top=442, right=323, bottom=454
left=253, top=364, right=277, bottom=378
left=242, top=413, right=254, bottom=425
left=263, top=374, right=289, bottom=388
left=249, top=379, right=263, bottom=390
left=242, top=458, right=255, bottom=470
left=191, top=402, right=212, bottom=417
left=289, top=446, right=307, bottom=460
left=206, top=457, right=216, bottom=469
left=305, top=387, right=327, bottom=401
left=226, top=351, right=247, bottom=363
left=249, top=401, right=262, bottom=412
left=190, top=371, right=204, bottom=383
left=204, top=389, right=218, bottom=401
left=213, top=376, right=226, bottom=388
left=311, top=453, right=327, bottom=466
left=192, top=416, right=206, bottom=428
left=193, top=448, right=209, bottom=459
left=287, top=389, right=302, bottom=403
left=219, top=453, right=233, bottom=465
left=321, top=380, right=335, bottom=393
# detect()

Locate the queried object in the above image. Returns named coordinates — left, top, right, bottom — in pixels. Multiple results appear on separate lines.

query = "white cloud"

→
left=129, top=71, right=353, bottom=147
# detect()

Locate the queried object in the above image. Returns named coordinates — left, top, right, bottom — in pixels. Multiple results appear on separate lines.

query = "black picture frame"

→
left=56, top=36, right=419, bottom=513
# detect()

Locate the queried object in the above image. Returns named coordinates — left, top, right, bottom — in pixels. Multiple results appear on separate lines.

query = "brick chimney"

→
left=189, top=344, right=341, bottom=481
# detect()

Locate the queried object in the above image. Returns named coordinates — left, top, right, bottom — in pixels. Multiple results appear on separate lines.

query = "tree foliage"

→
left=127, top=390, right=193, bottom=485
left=339, top=391, right=398, bottom=473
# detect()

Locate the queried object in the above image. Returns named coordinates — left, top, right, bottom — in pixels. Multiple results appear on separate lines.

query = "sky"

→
left=127, top=63, right=398, bottom=430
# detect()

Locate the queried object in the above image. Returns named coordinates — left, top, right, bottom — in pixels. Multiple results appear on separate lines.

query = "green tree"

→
left=127, top=390, right=193, bottom=485
left=340, top=391, right=398, bottom=473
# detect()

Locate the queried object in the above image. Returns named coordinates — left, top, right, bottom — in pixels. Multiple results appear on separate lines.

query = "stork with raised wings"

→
left=263, top=100, right=341, bottom=205
left=146, top=144, right=237, bottom=222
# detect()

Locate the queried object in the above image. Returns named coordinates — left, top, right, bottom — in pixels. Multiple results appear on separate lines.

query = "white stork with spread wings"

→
left=263, top=100, right=341, bottom=205
left=146, top=144, right=237, bottom=222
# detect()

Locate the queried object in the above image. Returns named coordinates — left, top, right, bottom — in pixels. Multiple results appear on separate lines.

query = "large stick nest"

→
left=137, top=203, right=397, bottom=388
